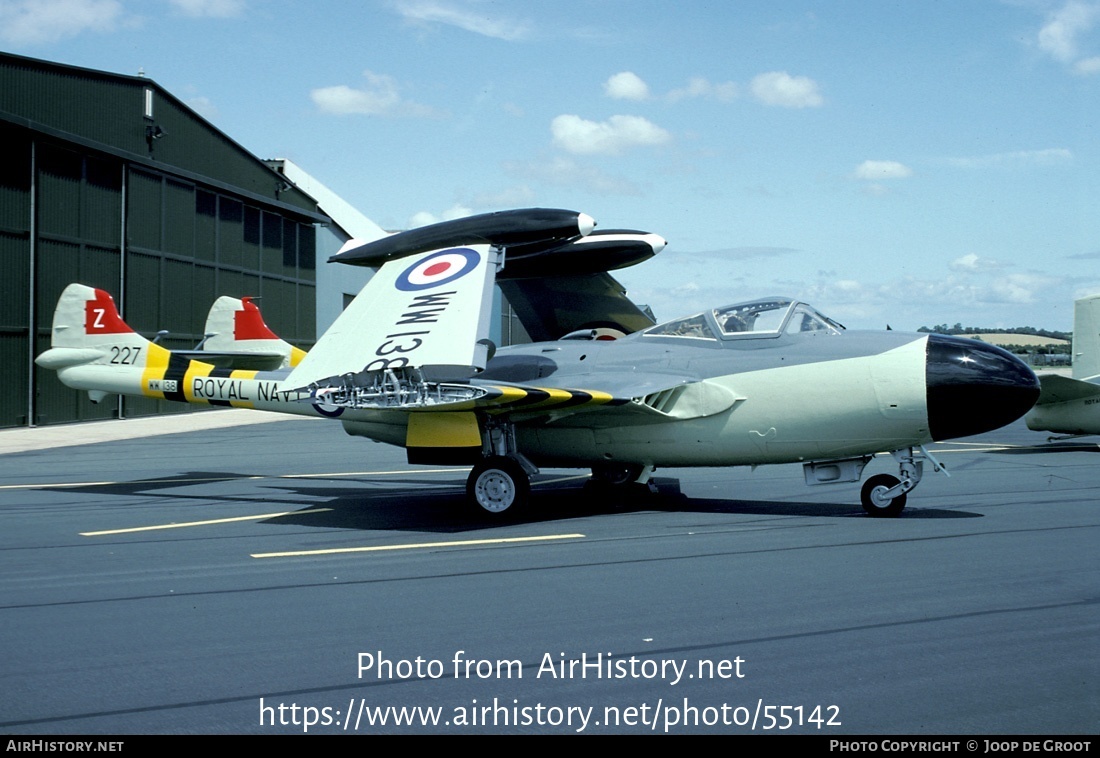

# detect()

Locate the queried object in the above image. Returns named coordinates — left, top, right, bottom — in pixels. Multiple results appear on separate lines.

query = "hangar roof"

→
left=0, top=50, right=326, bottom=223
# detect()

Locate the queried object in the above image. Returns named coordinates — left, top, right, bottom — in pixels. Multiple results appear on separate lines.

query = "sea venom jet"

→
left=36, top=208, right=1040, bottom=518
left=1025, top=292, right=1100, bottom=439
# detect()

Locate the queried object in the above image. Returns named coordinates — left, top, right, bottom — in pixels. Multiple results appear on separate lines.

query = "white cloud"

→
left=471, top=185, right=536, bottom=209
left=1038, top=0, right=1100, bottom=62
left=409, top=204, right=474, bottom=228
left=0, top=0, right=122, bottom=45
left=1076, top=55, right=1100, bottom=72
left=607, top=71, right=743, bottom=103
left=311, top=71, right=437, bottom=117
left=691, top=246, right=799, bottom=261
left=312, top=83, right=396, bottom=116
left=875, top=270, right=1056, bottom=309
left=667, top=76, right=738, bottom=103
left=391, top=0, right=529, bottom=41
left=604, top=71, right=650, bottom=101
left=1036, top=1, right=1100, bottom=74
left=185, top=96, right=219, bottom=120
left=949, top=253, right=1006, bottom=273
left=169, top=0, right=245, bottom=18
left=950, top=253, right=982, bottom=272
left=550, top=114, right=671, bottom=155
left=946, top=148, right=1073, bottom=169
left=749, top=71, right=823, bottom=108
left=503, top=156, right=643, bottom=195
left=603, top=72, right=737, bottom=103
left=1072, top=284, right=1100, bottom=300
left=853, top=160, right=913, bottom=180
left=989, top=273, right=1056, bottom=304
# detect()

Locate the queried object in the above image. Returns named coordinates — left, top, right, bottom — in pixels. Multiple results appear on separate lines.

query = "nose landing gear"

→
left=860, top=446, right=949, bottom=517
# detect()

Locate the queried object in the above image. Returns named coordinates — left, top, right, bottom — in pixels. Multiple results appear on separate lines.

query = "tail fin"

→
left=35, top=284, right=169, bottom=402
left=201, top=296, right=306, bottom=369
left=37, top=283, right=156, bottom=359
left=1073, top=293, right=1100, bottom=381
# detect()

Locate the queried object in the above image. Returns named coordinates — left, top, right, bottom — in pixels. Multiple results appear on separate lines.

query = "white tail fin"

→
left=35, top=284, right=169, bottom=402
left=1073, top=293, right=1100, bottom=382
left=37, top=283, right=154, bottom=360
left=201, top=296, right=305, bottom=369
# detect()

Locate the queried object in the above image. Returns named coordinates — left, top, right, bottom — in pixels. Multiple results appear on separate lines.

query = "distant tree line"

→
left=916, top=324, right=1072, bottom=360
left=917, top=323, right=1071, bottom=341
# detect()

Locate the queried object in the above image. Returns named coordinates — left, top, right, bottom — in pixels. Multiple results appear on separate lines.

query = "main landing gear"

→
left=464, top=420, right=540, bottom=516
left=466, top=456, right=530, bottom=516
left=463, top=452, right=659, bottom=517
left=859, top=446, right=948, bottom=517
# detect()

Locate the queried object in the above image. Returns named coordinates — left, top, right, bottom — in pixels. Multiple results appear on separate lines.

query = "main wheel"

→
left=860, top=474, right=907, bottom=517
left=467, top=457, right=530, bottom=516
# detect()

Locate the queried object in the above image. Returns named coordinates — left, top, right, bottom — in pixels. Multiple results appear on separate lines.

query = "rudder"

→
left=1073, top=293, right=1100, bottom=381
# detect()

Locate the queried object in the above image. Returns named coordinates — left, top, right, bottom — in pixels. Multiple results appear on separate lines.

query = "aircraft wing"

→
left=328, top=209, right=665, bottom=341
left=498, top=272, right=656, bottom=342
left=318, top=367, right=739, bottom=427
left=1033, top=373, right=1100, bottom=405
left=284, top=244, right=499, bottom=390
left=471, top=373, right=742, bottom=425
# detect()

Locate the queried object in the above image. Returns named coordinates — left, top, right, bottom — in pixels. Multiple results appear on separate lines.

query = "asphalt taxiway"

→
left=0, top=410, right=1096, bottom=735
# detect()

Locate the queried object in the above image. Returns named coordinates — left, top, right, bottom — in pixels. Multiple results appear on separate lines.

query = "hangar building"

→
left=0, top=51, right=533, bottom=431
left=0, top=51, right=333, bottom=429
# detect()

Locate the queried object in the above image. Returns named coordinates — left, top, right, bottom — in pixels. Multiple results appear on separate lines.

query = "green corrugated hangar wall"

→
left=0, top=52, right=329, bottom=428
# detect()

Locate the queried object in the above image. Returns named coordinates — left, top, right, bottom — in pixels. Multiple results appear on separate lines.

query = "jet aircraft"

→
left=1025, top=292, right=1100, bottom=439
left=36, top=208, right=1041, bottom=517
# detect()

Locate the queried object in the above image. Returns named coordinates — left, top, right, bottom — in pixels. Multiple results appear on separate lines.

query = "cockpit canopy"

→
left=643, top=297, right=844, bottom=341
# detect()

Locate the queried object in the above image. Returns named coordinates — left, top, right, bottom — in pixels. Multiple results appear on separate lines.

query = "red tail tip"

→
left=235, top=297, right=278, bottom=340
left=85, top=290, right=133, bottom=334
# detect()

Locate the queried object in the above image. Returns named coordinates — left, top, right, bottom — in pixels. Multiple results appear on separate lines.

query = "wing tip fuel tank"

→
left=329, top=208, right=596, bottom=267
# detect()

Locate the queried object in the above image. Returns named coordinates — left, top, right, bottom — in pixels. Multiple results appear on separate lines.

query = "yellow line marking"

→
left=252, top=533, right=586, bottom=559
left=278, top=468, right=469, bottom=479
left=80, top=508, right=332, bottom=536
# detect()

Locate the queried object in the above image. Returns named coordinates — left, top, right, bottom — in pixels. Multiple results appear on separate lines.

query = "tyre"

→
left=860, top=474, right=907, bottom=517
left=466, top=457, right=530, bottom=516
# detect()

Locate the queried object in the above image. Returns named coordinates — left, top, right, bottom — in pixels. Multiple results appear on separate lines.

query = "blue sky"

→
left=2, top=0, right=1098, bottom=331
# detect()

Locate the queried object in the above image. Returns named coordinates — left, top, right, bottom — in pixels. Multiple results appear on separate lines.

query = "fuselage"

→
left=475, top=323, right=1039, bottom=469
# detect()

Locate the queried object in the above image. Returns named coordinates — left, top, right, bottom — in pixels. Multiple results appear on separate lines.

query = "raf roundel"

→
left=310, top=388, right=345, bottom=418
left=395, top=248, right=481, bottom=291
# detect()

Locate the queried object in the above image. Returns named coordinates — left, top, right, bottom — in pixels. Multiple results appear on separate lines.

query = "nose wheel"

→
left=858, top=445, right=949, bottom=517
left=860, top=474, right=907, bottom=517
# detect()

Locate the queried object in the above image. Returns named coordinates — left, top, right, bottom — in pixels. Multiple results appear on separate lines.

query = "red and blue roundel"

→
left=395, top=248, right=480, bottom=291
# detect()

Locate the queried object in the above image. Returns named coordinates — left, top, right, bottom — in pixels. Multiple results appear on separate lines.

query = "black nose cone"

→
left=926, top=334, right=1040, bottom=441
